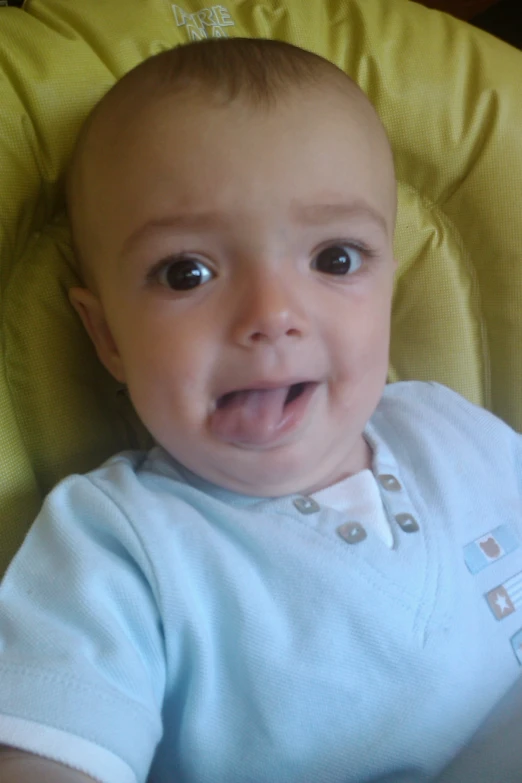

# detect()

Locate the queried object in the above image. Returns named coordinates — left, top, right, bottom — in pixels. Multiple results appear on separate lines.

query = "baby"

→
left=1, top=37, right=522, bottom=783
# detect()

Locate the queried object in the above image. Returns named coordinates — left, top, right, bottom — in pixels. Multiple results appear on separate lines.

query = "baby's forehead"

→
left=68, top=68, right=395, bottom=290
left=79, top=80, right=390, bottom=223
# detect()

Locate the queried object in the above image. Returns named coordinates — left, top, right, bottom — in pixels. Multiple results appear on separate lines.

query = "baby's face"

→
left=70, top=85, right=398, bottom=496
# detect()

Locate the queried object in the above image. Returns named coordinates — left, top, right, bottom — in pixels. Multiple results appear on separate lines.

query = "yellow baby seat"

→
left=1, top=0, right=522, bottom=576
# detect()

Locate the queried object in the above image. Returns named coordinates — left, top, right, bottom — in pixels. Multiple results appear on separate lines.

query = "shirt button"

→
left=395, top=513, right=419, bottom=533
left=337, top=522, right=367, bottom=545
left=378, top=474, right=402, bottom=492
left=293, top=497, right=320, bottom=515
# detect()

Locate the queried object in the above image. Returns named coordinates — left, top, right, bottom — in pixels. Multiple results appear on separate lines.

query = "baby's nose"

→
left=230, top=272, right=308, bottom=346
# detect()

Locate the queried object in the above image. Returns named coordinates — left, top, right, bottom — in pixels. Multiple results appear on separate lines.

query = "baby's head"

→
left=67, top=37, right=398, bottom=497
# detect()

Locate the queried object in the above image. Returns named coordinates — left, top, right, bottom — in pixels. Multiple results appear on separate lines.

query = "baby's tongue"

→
left=211, top=387, right=290, bottom=445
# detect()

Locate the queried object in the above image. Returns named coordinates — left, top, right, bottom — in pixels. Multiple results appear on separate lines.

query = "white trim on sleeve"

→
left=0, top=714, right=137, bottom=783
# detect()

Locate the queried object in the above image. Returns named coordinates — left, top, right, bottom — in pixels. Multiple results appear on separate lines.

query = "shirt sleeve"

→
left=0, top=472, right=166, bottom=783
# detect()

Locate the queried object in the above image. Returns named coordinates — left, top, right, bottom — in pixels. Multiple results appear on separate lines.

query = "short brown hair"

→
left=109, top=37, right=358, bottom=108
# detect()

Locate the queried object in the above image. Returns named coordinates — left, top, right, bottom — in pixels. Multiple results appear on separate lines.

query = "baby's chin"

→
left=178, top=435, right=371, bottom=499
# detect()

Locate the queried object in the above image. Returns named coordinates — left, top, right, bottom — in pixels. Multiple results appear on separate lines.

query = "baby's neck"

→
left=302, top=435, right=374, bottom=496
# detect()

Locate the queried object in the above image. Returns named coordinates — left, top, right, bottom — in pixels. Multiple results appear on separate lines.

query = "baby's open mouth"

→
left=211, top=381, right=318, bottom=446
left=216, top=381, right=310, bottom=410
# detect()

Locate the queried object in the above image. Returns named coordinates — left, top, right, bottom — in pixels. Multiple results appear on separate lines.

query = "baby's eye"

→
left=156, top=257, right=214, bottom=291
left=312, top=244, right=364, bottom=276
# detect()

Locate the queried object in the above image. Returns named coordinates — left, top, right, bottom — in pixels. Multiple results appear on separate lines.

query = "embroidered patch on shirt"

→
left=486, top=570, right=522, bottom=620
left=463, top=525, right=519, bottom=575
left=510, top=628, right=522, bottom=665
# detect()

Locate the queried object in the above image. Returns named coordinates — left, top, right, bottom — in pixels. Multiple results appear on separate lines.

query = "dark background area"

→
left=472, top=0, right=522, bottom=49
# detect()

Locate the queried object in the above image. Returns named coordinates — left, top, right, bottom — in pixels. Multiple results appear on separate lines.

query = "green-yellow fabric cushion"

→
left=1, top=0, right=522, bottom=575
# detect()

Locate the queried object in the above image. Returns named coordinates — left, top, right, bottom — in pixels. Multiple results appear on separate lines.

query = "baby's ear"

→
left=69, top=287, right=126, bottom=383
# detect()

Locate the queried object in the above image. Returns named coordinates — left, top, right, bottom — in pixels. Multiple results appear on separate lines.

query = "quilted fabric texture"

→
left=1, top=0, right=521, bottom=575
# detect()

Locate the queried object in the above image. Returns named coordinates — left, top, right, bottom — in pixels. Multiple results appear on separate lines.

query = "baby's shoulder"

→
left=62, top=446, right=197, bottom=510
left=373, top=380, right=522, bottom=479
left=380, top=380, right=516, bottom=437
left=42, top=447, right=201, bottom=544
left=382, top=378, right=480, bottom=411
left=35, top=447, right=213, bottom=583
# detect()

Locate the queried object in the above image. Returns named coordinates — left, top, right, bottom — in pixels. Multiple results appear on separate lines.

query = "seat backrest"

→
left=1, top=0, right=522, bottom=574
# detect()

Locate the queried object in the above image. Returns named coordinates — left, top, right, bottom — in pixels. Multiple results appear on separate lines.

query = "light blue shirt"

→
left=0, top=380, right=521, bottom=783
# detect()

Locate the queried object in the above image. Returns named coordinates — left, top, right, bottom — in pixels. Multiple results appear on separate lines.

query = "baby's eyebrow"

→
left=120, top=198, right=388, bottom=258
left=120, top=212, right=228, bottom=257
left=291, top=200, right=388, bottom=235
